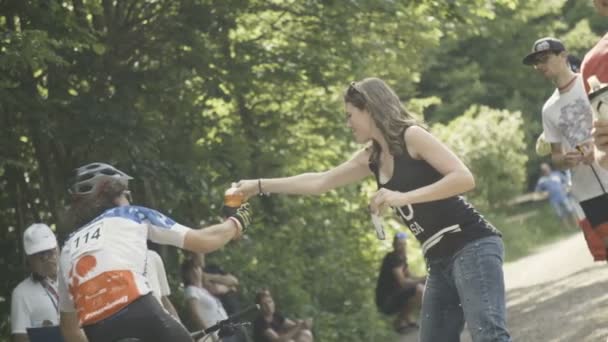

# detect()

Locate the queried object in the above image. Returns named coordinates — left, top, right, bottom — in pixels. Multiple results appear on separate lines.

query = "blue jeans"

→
left=419, top=235, right=511, bottom=342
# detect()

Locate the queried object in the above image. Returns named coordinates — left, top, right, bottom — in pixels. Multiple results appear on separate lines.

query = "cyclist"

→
left=58, top=162, right=251, bottom=342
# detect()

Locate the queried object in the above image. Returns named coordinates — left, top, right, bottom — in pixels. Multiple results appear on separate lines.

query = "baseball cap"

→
left=23, top=223, right=58, bottom=256
left=395, top=231, right=408, bottom=240
left=522, top=37, right=566, bottom=65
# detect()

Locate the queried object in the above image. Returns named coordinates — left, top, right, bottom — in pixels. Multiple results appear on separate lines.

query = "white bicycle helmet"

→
left=69, top=162, right=133, bottom=196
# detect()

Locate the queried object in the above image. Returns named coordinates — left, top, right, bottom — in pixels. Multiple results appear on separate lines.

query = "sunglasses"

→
left=532, top=52, right=556, bottom=65
left=348, top=81, right=361, bottom=95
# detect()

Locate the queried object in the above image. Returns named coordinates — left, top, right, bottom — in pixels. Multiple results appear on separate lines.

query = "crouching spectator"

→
left=376, top=232, right=424, bottom=334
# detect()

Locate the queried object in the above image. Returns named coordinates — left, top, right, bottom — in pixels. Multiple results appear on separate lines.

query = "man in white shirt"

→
left=11, top=223, right=60, bottom=342
left=145, top=249, right=180, bottom=321
left=523, top=37, right=608, bottom=261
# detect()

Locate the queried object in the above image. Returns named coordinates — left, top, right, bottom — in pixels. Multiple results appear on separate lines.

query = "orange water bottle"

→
left=224, top=186, right=244, bottom=208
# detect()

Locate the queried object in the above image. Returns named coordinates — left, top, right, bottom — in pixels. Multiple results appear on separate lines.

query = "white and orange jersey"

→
left=58, top=205, right=191, bottom=326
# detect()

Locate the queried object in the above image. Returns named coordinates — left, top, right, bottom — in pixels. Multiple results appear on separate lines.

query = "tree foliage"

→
left=417, top=0, right=608, bottom=185
left=432, top=106, right=528, bottom=208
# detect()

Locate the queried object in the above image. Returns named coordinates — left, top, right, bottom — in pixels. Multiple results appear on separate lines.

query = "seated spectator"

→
left=375, top=232, right=424, bottom=334
left=11, top=223, right=60, bottom=342
left=534, top=162, right=579, bottom=229
left=188, top=252, right=242, bottom=315
left=252, top=289, right=313, bottom=342
left=145, top=249, right=181, bottom=322
left=181, top=258, right=237, bottom=342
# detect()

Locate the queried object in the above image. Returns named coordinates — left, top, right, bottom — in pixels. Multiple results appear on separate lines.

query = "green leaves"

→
left=433, top=106, right=528, bottom=208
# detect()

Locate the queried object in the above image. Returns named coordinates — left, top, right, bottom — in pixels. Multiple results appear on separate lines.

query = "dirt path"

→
left=396, top=232, right=608, bottom=342
left=500, top=232, right=608, bottom=342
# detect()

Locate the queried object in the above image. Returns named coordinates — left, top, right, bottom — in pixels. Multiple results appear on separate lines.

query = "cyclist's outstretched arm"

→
left=145, top=205, right=251, bottom=254
left=182, top=220, right=240, bottom=253
left=60, top=311, right=88, bottom=342
left=236, top=148, right=372, bottom=198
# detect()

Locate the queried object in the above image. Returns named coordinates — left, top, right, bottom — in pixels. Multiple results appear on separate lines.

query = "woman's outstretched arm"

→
left=236, top=148, right=373, bottom=198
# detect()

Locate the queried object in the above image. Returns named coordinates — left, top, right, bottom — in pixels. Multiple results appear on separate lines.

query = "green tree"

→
left=416, top=0, right=608, bottom=188
left=432, top=106, right=528, bottom=208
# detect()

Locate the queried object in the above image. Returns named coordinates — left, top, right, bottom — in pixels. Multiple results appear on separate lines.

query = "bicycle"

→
left=191, top=304, right=260, bottom=342
left=190, top=304, right=260, bottom=342
left=113, top=304, right=260, bottom=342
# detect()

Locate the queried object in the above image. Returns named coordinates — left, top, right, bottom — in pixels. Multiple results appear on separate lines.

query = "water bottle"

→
left=371, top=214, right=386, bottom=240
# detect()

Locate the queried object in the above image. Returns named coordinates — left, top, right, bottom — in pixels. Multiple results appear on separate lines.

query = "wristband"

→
left=258, top=179, right=268, bottom=196
left=227, top=217, right=242, bottom=235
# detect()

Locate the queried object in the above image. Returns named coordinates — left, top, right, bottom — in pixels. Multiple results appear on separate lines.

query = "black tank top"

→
left=369, top=129, right=500, bottom=260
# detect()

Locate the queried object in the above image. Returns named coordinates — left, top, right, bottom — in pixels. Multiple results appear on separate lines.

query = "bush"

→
left=432, top=105, right=528, bottom=209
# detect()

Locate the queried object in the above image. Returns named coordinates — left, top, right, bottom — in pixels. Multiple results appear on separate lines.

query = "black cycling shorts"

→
left=83, top=293, right=192, bottom=342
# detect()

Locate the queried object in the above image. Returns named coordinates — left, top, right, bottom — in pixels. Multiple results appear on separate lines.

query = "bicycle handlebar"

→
left=191, top=304, right=260, bottom=340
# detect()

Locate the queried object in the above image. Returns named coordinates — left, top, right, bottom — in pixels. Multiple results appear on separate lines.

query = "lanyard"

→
left=39, top=278, right=59, bottom=314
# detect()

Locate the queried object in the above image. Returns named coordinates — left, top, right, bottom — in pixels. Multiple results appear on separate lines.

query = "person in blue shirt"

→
left=535, top=163, right=578, bottom=229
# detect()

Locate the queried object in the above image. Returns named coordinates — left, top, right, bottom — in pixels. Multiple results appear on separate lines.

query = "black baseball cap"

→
left=522, top=37, right=566, bottom=65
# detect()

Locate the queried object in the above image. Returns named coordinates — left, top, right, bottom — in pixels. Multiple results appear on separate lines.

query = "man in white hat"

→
left=524, top=36, right=608, bottom=261
left=11, top=223, right=60, bottom=341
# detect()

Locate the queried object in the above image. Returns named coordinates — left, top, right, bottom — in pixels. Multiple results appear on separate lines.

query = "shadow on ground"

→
left=459, top=266, right=608, bottom=342
left=505, top=266, right=608, bottom=342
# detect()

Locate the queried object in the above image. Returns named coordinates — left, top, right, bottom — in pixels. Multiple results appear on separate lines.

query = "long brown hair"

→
left=344, top=77, right=420, bottom=165
left=63, top=178, right=127, bottom=231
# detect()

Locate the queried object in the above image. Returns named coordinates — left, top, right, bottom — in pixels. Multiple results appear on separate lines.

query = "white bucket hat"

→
left=23, top=223, right=58, bottom=256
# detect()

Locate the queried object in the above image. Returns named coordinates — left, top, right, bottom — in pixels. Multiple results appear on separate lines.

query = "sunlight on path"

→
left=461, top=233, right=608, bottom=342
left=503, top=232, right=604, bottom=290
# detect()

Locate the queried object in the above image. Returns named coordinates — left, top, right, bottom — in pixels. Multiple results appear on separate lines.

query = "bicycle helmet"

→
left=69, top=162, right=133, bottom=196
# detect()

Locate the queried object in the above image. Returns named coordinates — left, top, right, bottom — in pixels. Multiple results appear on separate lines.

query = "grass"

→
left=485, top=200, right=579, bottom=262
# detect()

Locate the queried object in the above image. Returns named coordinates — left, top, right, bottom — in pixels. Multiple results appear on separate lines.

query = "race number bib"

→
left=70, top=221, right=105, bottom=257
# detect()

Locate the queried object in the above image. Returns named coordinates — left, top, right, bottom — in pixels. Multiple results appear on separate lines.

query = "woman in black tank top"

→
left=234, top=78, right=511, bottom=342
